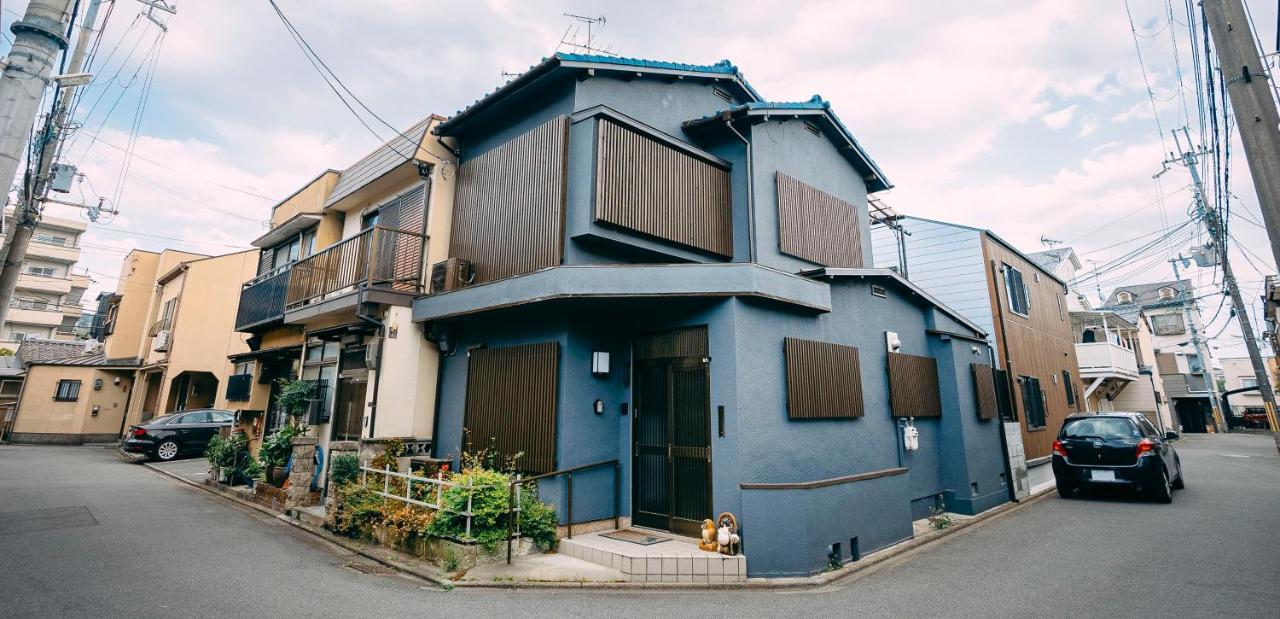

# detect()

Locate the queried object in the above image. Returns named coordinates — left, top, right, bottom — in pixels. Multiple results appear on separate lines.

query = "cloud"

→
left=1042, top=105, right=1079, bottom=129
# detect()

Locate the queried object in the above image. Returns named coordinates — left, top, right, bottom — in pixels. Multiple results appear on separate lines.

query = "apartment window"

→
left=34, top=233, right=68, bottom=246
left=1056, top=295, right=1064, bottom=320
left=103, top=302, right=119, bottom=336
left=1242, top=377, right=1259, bottom=389
left=1063, top=370, right=1075, bottom=407
left=152, top=298, right=177, bottom=335
left=301, top=229, right=316, bottom=257
left=26, top=266, right=57, bottom=278
left=1116, top=291, right=1133, bottom=304
left=1003, top=264, right=1030, bottom=316
left=54, top=379, right=81, bottom=402
left=1158, top=287, right=1176, bottom=301
left=1020, top=376, right=1046, bottom=429
left=233, top=360, right=255, bottom=376
left=1150, top=313, right=1186, bottom=336
left=0, top=380, right=21, bottom=397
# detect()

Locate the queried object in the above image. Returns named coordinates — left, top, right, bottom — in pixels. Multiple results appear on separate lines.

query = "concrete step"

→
left=559, top=531, right=746, bottom=583
left=290, top=504, right=326, bottom=528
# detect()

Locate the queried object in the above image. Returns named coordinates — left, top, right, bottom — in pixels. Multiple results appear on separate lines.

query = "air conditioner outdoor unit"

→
left=152, top=330, right=170, bottom=352
left=430, top=258, right=474, bottom=294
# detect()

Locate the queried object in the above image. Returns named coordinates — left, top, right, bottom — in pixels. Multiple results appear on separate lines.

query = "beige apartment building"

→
left=227, top=115, right=454, bottom=462
left=1, top=210, right=92, bottom=348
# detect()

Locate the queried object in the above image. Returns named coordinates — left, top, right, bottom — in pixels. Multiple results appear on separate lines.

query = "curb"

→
left=136, top=458, right=453, bottom=588
left=137, top=455, right=1053, bottom=592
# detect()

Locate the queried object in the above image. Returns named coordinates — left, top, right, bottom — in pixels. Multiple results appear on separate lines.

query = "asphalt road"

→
left=1, top=433, right=1277, bottom=618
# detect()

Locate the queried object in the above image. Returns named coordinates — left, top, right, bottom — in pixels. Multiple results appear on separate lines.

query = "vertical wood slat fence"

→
left=285, top=226, right=425, bottom=309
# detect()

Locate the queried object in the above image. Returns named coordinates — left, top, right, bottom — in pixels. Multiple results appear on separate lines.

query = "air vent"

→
left=712, top=87, right=732, bottom=103
left=871, top=285, right=887, bottom=298
left=803, top=122, right=821, bottom=136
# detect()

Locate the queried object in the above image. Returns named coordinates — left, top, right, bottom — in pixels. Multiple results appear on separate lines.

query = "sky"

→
left=3, top=0, right=1277, bottom=360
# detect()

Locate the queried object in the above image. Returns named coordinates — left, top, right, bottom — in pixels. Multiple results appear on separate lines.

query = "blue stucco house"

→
left=412, top=53, right=1010, bottom=578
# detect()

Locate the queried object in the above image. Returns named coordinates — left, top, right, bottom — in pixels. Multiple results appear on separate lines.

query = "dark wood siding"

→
left=463, top=342, right=559, bottom=473
left=887, top=352, right=941, bottom=418
left=784, top=338, right=864, bottom=419
left=450, top=116, right=568, bottom=284
left=776, top=172, right=864, bottom=267
left=595, top=119, right=732, bottom=257
left=1155, top=352, right=1179, bottom=375
left=634, top=326, right=708, bottom=360
left=972, top=363, right=999, bottom=420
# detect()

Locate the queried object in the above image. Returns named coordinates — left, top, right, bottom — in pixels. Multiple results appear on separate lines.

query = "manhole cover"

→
left=347, top=562, right=398, bottom=575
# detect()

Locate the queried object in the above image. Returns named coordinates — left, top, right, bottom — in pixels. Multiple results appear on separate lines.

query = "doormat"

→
left=600, top=529, right=671, bottom=546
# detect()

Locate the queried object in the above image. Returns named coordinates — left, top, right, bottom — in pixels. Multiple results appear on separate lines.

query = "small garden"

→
left=204, top=378, right=313, bottom=489
left=329, top=440, right=559, bottom=573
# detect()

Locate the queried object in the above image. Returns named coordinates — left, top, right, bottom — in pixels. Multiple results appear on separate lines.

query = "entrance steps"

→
left=559, top=530, right=746, bottom=583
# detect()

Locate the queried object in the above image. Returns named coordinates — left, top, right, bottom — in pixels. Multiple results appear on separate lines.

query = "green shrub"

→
left=205, top=431, right=258, bottom=484
left=427, top=468, right=558, bottom=550
left=334, top=484, right=386, bottom=538
left=330, top=454, right=360, bottom=488
left=274, top=379, right=315, bottom=421
left=259, top=424, right=306, bottom=467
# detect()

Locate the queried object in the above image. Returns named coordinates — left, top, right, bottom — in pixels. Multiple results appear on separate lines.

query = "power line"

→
left=1125, top=0, right=1172, bottom=153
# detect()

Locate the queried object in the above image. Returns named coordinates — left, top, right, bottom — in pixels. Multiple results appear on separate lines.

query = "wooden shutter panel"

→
left=1155, top=352, right=1178, bottom=374
left=888, top=352, right=942, bottom=418
left=784, top=338, right=864, bottom=419
left=776, top=172, right=864, bottom=267
left=971, top=363, right=999, bottom=420
left=463, top=342, right=559, bottom=473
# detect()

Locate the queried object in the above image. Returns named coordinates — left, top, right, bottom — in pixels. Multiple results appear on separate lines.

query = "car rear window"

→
left=1061, top=417, right=1140, bottom=440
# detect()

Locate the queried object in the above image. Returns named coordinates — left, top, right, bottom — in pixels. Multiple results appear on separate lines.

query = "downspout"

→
left=115, top=371, right=137, bottom=438
left=724, top=119, right=757, bottom=263
left=356, top=308, right=385, bottom=439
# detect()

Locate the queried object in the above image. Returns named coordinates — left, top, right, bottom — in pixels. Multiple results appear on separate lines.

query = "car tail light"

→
left=131, top=427, right=146, bottom=438
left=1136, top=438, right=1156, bottom=457
left=1052, top=440, right=1068, bottom=457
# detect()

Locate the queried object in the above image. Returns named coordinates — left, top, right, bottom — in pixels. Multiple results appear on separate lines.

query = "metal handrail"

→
left=506, top=459, right=620, bottom=564
left=284, top=225, right=426, bottom=309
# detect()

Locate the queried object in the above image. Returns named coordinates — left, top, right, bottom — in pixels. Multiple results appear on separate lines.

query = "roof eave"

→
left=801, top=267, right=987, bottom=338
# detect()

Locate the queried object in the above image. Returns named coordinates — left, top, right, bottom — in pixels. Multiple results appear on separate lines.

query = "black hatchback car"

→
left=1052, top=412, right=1185, bottom=502
left=122, top=409, right=236, bottom=461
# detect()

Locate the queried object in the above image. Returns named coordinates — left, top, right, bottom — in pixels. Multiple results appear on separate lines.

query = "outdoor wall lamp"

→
left=113, top=376, right=121, bottom=385
left=91, top=405, right=100, bottom=417
left=591, top=351, right=610, bottom=376
left=593, top=399, right=605, bottom=415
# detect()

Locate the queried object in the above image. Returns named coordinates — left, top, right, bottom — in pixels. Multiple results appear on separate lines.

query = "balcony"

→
left=6, top=304, right=63, bottom=327
left=285, top=226, right=425, bottom=314
left=235, top=264, right=292, bottom=332
left=1075, top=342, right=1140, bottom=380
left=16, top=273, right=71, bottom=295
left=26, top=239, right=79, bottom=263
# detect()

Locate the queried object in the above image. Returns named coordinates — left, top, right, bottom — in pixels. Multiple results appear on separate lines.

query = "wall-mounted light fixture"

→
left=91, top=405, right=100, bottom=417
left=591, top=351, right=611, bottom=377
left=593, top=399, right=605, bottom=415
left=113, top=376, right=122, bottom=385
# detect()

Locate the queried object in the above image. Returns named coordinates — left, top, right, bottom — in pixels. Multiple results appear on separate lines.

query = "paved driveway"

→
left=1, top=433, right=1276, bottom=618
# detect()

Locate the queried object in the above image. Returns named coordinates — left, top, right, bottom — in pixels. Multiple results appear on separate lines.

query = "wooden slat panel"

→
left=463, top=342, right=559, bottom=474
left=634, top=326, right=708, bottom=360
left=450, top=117, right=568, bottom=284
left=971, top=363, right=999, bottom=420
left=784, top=338, right=864, bottom=419
left=776, top=172, right=863, bottom=267
left=595, top=119, right=732, bottom=257
left=888, top=351, right=941, bottom=418
left=1155, top=352, right=1179, bottom=375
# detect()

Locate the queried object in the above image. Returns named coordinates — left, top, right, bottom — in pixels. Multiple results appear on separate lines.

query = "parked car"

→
left=1051, top=412, right=1184, bottom=503
left=1240, top=408, right=1271, bottom=430
left=122, top=409, right=236, bottom=462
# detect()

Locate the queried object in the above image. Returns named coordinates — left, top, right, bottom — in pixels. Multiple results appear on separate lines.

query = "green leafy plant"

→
left=427, top=468, right=558, bottom=550
left=334, top=484, right=386, bottom=538
left=259, top=423, right=306, bottom=467
left=0, top=347, right=13, bottom=356
left=927, top=497, right=953, bottom=531
left=274, top=378, right=316, bottom=421
left=330, top=454, right=360, bottom=488
left=205, top=431, right=257, bottom=484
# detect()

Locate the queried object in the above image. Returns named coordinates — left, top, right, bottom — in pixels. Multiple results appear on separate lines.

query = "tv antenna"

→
left=1040, top=235, right=1063, bottom=249
left=558, top=13, right=617, bottom=56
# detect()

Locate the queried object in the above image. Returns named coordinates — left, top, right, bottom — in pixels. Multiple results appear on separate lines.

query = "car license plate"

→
left=1090, top=469, right=1116, bottom=482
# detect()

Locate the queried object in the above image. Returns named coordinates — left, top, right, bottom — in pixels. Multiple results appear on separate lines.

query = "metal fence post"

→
left=613, top=462, right=620, bottom=530
left=464, top=477, right=473, bottom=539
left=506, top=481, right=515, bottom=564
left=567, top=473, right=574, bottom=540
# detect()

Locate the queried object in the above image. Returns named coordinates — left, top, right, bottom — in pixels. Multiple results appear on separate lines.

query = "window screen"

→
left=1021, top=376, right=1046, bottom=428
left=55, top=379, right=82, bottom=401
left=1004, top=265, right=1030, bottom=315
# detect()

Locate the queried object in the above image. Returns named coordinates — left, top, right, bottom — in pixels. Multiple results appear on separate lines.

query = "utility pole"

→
left=1168, top=255, right=1228, bottom=431
left=0, top=0, right=73, bottom=214
left=0, top=0, right=105, bottom=330
left=1202, top=0, right=1280, bottom=270
left=1164, top=127, right=1279, bottom=432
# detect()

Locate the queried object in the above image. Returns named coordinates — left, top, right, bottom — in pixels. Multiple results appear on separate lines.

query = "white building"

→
left=0, top=211, right=91, bottom=350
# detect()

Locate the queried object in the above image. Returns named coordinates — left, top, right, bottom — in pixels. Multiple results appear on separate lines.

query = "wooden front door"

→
left=632, top=328, right=712, bottom=536
left=331, top=376, right=367, bottom=441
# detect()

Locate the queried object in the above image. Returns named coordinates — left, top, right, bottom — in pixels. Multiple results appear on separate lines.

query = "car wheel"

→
left=1057, top=483, right=1074, bottom=499
left=154, top=440, right=180, bottom=462
left=1172, top=460, right=1185, bottom=490
left=1151, top=469, right=1173, bottom=503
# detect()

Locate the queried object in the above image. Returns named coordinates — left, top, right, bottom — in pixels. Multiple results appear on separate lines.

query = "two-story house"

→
left=411, top=54, right=1010, bottom=579
left=871, top=217, right=1083, bottom=496
left=1102, top=281, right=1221, bottom=432
left=228, top=116, right=455, bottom=465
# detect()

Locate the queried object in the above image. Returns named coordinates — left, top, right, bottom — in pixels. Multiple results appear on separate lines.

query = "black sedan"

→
left=1052, top=412, right=1185, bottom=503
left=122, top=409, right=236, bottom=461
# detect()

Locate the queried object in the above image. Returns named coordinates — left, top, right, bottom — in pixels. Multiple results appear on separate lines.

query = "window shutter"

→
left=463, top=342, right=559, bottom=473
left=888, top=352, right=942, bottom=418
left=971, top=363, right=999, bottom=420
left=784, top=338, right=863, bottom=419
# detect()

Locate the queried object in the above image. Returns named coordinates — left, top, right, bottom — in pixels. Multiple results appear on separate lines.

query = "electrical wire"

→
left=1125, top=0, right=1172, bottom=153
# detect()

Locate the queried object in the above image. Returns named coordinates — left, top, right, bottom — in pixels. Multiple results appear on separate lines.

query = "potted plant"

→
left=259, top=423, right=305, bottom=487
left=205, top=431, right=256, bottom=485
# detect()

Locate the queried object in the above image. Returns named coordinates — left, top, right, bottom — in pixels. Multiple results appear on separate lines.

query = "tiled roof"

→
left=437, top=53, right=764, bottom=135
left=1027, top=248, right=1075, bottom=272
left=324, top=116, right=435, bottom=208
left=30, top=352, right=139, bottom=368
left=17, top=339, right=90, bottom=365
left=1103, top=280, right=1192, bottom=308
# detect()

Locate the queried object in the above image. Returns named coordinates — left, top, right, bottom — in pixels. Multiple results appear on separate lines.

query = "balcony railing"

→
left=285, top=226, right=425, bottom=310
left=149, top=316, right=172, bottom=337
left=1075, top=342, right=1139, bottom=379
left=235, top=264, right=292, bottom=331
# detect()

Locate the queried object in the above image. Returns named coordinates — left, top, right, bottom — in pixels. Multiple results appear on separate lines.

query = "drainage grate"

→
left=346, top=562, right=398, bottom=575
